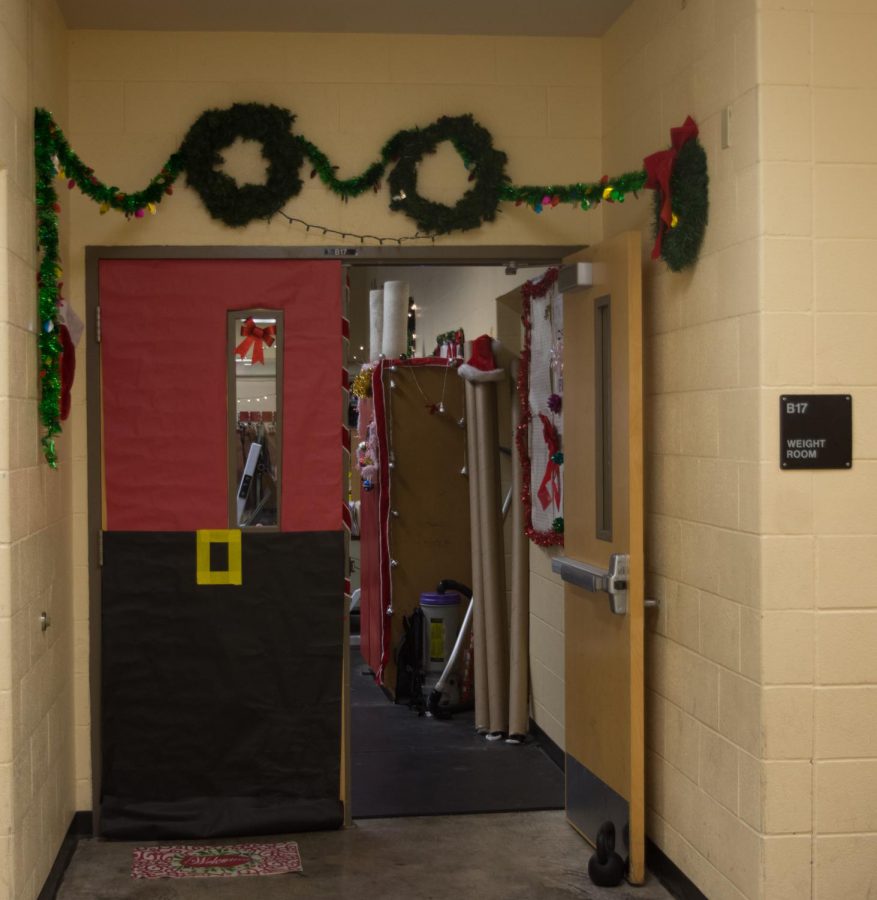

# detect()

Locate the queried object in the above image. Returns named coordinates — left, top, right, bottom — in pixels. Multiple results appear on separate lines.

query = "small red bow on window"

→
left=235, top=317, right=276, bottom=365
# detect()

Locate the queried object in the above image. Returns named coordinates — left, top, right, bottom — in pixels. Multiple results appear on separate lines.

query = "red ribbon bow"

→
left=537, top=413, right=562, bottom=511
left=235, top=317, right=276, bottom=365
left=643, top=116, right=699, bottom=261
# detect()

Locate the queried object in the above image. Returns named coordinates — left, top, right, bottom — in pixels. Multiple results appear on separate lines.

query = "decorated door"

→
left=97, top=258, right=345, bottom=839
left=554, top=233, right=646, bottom=882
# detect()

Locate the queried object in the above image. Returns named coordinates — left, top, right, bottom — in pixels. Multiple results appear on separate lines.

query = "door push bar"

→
left=551, top=553, right=630, bottom=615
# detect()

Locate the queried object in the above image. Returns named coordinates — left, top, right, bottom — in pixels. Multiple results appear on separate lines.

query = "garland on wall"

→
left=516, top=266, right=565, bottom=547
left=34, top=110, right=185, bottom=465
left=34, top=104, right=708, bottom=465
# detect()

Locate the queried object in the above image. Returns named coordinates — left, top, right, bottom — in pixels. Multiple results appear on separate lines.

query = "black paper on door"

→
left=100, top=530, right=344, bottom=839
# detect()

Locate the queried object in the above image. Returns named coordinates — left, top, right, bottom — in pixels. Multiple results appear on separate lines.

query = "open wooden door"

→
left=556, top=232, right=645, bottom=882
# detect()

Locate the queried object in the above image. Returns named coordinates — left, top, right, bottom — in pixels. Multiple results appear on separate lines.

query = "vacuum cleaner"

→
left=426, top=579, right=474, bottom=719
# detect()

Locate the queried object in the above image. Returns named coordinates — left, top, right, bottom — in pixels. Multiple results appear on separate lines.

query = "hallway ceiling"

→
left=56, top=0, right=633, bottom=37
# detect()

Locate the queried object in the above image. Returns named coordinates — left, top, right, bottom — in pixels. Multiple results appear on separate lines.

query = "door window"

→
left=229, top=310, right=283, bottom=528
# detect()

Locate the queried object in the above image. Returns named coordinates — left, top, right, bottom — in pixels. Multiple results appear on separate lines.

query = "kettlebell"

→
left=587, top=820, right=625, bottom=887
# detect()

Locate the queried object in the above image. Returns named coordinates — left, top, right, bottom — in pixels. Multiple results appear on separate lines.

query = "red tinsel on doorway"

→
left=516, top=267, right=564, bottom=547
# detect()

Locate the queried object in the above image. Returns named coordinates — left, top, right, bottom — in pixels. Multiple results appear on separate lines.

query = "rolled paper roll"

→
left=508, top=361, right=530, bottom=739
left=474, top=381, right=509, bottom=736
left=382, top=281, right=409, bottom=359
left=369, top=289, right=384, bottom=361
left=464, top=374, right=489, bottom=732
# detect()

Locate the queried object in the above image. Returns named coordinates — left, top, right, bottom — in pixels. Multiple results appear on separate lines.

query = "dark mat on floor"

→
left=350, top=649, right=564, bottom=819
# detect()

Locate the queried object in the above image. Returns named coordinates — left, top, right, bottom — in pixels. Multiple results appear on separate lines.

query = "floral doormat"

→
left=131, top=841, right=303, bottom=878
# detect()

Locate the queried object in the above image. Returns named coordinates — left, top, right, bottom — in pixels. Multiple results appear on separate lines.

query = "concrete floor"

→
left=57, top=811, right=674, bottom=900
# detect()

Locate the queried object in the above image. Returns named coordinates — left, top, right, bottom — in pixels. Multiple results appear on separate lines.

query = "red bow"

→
left=235, top=317, right=276, bottom=365
left=537, top=413, right=562, bottom=511
left=643, top=116, right=699, bottom=260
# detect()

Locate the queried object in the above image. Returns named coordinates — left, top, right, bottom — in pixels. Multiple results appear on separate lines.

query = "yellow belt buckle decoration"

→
left=196, top=530, right=243, bottom=585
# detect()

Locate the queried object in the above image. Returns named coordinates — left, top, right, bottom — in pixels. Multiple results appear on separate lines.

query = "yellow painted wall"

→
left=0, top=1, right=75, bottom=898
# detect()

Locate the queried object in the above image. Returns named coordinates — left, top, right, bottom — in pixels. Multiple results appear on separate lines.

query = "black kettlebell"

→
left=587, top=820, right=625, bottom=887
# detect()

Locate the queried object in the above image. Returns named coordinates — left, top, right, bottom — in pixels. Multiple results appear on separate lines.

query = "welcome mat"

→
left=131, top=841, right=302, bottom=879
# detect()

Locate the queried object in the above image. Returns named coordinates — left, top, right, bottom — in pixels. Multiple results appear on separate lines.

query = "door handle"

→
left=551, top=553, right=630, bottom=615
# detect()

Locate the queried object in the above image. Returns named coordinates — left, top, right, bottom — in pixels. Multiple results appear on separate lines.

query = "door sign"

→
left=780, top=394, right=852, bottom=470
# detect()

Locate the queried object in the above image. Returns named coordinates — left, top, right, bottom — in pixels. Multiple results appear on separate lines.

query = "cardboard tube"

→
left=465, top=375, right=489, bottom=732
left=381, top=281, right=408, bottom=358
left=475, top=380, right=509, bottom=735
left=369, top=289, right=384, bottom=361
left=508, top=364, right=530, bottom=738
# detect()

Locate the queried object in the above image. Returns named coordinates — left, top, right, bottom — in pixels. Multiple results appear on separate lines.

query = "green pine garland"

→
left=500, top=170, right=648, bottom=211
left=33, top=103, right=709, bottom=466
left=175, top=105, right=655, bottom=233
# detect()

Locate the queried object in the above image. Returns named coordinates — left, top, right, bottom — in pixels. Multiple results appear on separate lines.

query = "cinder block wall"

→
left=0, top=1, right=75, bottom=899
left=601, top=1, right=766, bottom=898
left=757, top=5, right=877, bottom=897
left=602, top=1, right=877, bottom=898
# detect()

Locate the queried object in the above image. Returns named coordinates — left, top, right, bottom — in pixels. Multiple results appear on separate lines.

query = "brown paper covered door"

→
left=559, top=232, right=645, bottom=883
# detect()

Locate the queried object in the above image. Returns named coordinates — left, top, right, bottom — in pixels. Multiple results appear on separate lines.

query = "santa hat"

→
left=457, top=334, right=506, bottom=383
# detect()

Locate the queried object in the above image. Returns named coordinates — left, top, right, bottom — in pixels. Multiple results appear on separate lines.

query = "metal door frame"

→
left=85, top=243, right=582, bottom=829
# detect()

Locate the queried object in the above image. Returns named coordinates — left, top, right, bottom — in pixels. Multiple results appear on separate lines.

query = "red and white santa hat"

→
left=457, top=334, right=507, bottom=383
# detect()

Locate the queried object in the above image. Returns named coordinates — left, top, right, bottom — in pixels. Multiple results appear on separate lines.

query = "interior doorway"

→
left=85, top=244, right=580, bottom=834
left=345, top=262, right=565, bottom=820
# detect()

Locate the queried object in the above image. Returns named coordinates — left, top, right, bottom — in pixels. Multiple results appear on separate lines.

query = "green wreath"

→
left=179, top=102, right=304, bottom=227
left=653, top=137, right=709, bottom=272
left=384, top=115, right=509, bottom=234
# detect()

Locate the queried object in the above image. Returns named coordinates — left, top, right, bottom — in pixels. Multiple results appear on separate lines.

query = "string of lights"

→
left=274, top=210, right=439, bottom=246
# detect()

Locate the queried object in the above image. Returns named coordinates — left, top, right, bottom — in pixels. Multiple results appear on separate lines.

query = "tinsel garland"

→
left=34, top=122, right=62, bottom=467
left=33, top=105, right=708, bottom=464
left=500, top=170, right=648, bottom=212
left=36, top=104, right=675, bottom=241
left=351, top=365, right=374, bottom=399
left=516, top=267, right=564, bottom=547
left=34, top=109, right=184, bottom=464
